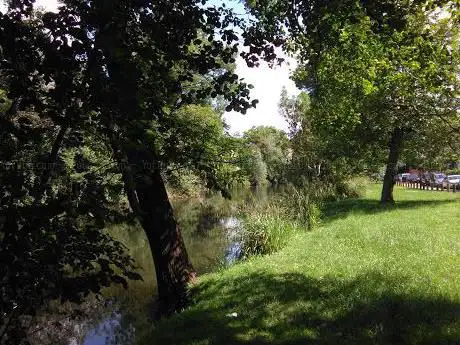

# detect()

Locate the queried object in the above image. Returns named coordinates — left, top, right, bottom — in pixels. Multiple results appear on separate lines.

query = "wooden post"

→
left=447, top=182, right=450, bottom=192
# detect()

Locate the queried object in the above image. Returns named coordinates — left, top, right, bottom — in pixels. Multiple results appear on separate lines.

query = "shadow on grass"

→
left=321, top=198, right=456, bottom=223
left=143, top=271, right=460, bottom=345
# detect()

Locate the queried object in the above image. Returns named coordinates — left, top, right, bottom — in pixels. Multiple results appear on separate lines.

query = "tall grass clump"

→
left=332, top=176, right=370, bottom=200
left=280, top=183, right=325, bottom=229
left=238, top=183, right=323, bottom=258
left=240, top=212, right=302, bottom=258
left=233, top=177, right=370, bottom=260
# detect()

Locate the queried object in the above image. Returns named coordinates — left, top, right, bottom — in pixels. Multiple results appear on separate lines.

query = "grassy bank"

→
left=140, top=184, right=460, bottom=345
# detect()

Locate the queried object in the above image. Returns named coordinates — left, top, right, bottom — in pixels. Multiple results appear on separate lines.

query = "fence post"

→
left=447, top=182, right=450, bottom=192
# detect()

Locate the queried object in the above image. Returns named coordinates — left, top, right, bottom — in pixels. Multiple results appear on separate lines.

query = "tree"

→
left=245, top=0, right=460, bottom=203
left=239, top=143, right=268, bottom=189
left=0, top=0, right=257, bottom=336
left=278, top=88, right=326, bottom=182
left=0, top=7, right=143, bottom=343
left=243, top=126, right=290, bottom=185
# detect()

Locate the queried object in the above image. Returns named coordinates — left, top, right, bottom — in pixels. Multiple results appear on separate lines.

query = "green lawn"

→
left=141, top=185, right=460, bottom=345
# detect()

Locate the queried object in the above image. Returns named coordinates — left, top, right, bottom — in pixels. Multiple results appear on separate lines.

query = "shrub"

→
left=334, top=176, right=369, bottom=200
left=240, top=213, right=302, bottom=258
left=280, top=183, right=323, bottom=229
left=166, top=168, right=204, bottom=198
left=238, top=184, right=322, bottom=258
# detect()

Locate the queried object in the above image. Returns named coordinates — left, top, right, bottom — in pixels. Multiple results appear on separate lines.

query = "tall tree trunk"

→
left=381, top=127, right=403, bottom=204
left=109, top=134, right=195, bottom=316
left=134, top=165, right=196, bottom=316
left=100, top=25, right=195, bottom=315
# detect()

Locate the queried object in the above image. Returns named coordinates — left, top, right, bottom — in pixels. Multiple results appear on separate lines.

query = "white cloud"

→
left=0, top=0, right=59, bottom=12
left=35, top=0, right=59, bottom=12
left=224, top=52, right=299, bottom=135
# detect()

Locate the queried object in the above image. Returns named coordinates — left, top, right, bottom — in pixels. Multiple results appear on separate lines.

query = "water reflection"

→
left=83, top=317, right=120, bottom=345
left=222, top=217, right=243, bottom=265
left=81, top=196, right=245, bottom=345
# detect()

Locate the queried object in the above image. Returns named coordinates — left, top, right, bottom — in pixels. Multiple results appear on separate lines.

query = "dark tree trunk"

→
left=100, top=25, right=195, bottom=314
left=381, top=127, right=403, bottom=204
left=110, top=135, right=195, bottom=316
left=134, top=165, right=196, bottom=316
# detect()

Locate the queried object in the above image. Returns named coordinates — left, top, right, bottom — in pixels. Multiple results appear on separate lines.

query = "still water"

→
left=81, top=195, right=247, bottom=345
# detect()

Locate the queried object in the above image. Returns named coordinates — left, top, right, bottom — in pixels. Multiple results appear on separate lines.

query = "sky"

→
left=1, top=0, right=299, bottom=135
left=223, top=53, right=299, bottom=135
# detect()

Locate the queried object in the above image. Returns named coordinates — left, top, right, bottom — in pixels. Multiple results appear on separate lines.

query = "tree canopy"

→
left=247, top=0, right=460, bottom=202
left=0, top=0, right=261, bottom=340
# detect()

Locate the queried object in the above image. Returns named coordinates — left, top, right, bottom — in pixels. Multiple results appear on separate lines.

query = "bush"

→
left=213, top=177, right=368, bottom=261
left=280, top=183, right=323, bottom=229
left=238, top=184, right=322, bottom=258
left=166, top=168, right=204, bottom=198
left=332, top=176, right=369, bottom=200
left=240, top=213, right=302, bottom=258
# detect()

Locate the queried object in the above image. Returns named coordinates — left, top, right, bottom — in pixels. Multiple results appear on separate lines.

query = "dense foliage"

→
left=0, top=0, right=267, bottom=341
left=2, top=0, right=460, bottom=343
left=246, top=0, right=460, bottom=202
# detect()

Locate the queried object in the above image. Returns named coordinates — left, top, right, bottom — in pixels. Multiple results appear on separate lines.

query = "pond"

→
left=28, top=188, right=277, bottom=345
left=80, top=193, right=250, bottom=345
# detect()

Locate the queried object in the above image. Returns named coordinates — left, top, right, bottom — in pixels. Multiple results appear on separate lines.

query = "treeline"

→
left=166, top=123, right=291, bottom=197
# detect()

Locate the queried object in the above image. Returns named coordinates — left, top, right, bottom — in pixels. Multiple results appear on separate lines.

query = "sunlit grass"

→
left=140, top=184, right=460, bottom=345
